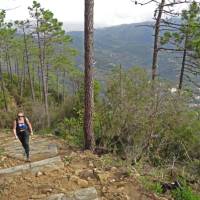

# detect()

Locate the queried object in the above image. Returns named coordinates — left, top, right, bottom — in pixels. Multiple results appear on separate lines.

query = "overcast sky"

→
left=1, top=0, right=188, bottom=30
left=1, top=0, right=156, bottom=25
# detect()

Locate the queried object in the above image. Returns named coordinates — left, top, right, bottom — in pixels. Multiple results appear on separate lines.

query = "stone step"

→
left=2, top=138, right=54, bottom=148
left=3, top=139, right=58, bottom=160
left=47, top=187, right=99, bottom=200
left=0, top=156, right=64, bottom=176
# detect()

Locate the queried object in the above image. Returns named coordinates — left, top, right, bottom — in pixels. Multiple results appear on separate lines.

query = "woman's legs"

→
left=17, top=131, right=30, bottom=160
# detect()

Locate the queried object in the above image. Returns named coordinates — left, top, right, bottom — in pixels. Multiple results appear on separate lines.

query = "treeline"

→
left=161, top=1, right=200, bottom=90
left=0, top=1, right=81, bottom=127
left=136, top=0, right=200, bottom=91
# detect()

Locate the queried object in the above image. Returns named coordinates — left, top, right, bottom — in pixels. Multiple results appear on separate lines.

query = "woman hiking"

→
left=13, top=112, right=33, bottom=162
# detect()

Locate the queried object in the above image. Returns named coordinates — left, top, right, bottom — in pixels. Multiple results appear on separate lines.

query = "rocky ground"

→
left=0, top=131, right=169, bottom=200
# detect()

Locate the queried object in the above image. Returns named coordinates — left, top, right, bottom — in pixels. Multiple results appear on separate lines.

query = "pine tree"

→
left=84, top=0, right=95, bottom=150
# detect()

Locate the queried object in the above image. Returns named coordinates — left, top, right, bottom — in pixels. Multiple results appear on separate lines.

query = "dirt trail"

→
left=0, top=132, right=165, bottom=200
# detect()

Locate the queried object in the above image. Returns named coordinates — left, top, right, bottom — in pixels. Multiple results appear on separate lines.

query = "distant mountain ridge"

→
left=69, top=22, right=180, bottom=81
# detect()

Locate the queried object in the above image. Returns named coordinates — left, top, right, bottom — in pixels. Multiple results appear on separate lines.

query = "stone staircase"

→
left=0, top=132, right=162, bottom=200
left=0, top=133, right=99, bottom=200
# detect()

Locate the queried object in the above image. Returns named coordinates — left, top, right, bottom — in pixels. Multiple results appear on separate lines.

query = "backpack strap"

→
left=15, top=116, right=30, bottom=132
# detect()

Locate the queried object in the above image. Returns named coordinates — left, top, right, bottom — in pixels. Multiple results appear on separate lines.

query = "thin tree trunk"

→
left=152, top=0, right=165, bottom=80
left=23, top=60, right=26, bottom=91
left=119, top=64, right=123, bottom=114
left=36, top=18, right=49, bottom=126
left=178, top=36, right=188, bottom=90
left=46, top=62, right=49, bottom=95
left=7, top=51, right=13, bottom=84
left=37, top=63, right=42, bottom=101
left=62, top=70, right=65, bottom=103
left=84, top=0, right=95, bottom=150
left=14, top=59, right=17, bottom=74
left=16, top=57, right=20, bottom=87
left=32, top=64, right=35, bottom=92
left=5, top=50, right=13, bottom=83
left=57, top=70, right=59, bottom=102
left=23, top=27, right=35, bottom=101
left=5, top=51, right=10, bottom=77
left=20, top=54, right=25, bottom=97
left=0, top=60, right=8, bottom=112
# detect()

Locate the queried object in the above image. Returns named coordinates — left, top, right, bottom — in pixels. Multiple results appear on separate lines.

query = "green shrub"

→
left=139, top=176, right=163, bottom=195
left=97, top=67, right=196, bottom=163
left=172, top=186, right=200, bottom=200
left=0, top=147, right=5, bottom=156
left=0, top=111, right=17, bottom=129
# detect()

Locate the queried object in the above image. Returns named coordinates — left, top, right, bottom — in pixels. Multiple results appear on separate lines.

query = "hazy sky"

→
left=1, top=0, right=188, bottom=30
left=1, top=0, right=157, bottom=26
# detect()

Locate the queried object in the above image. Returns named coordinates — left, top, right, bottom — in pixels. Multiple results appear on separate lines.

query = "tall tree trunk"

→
left=36, top=19, right=49, bottom=126
left=119, top=64, right=123, bottom=119
left=152, top=0, right=165, bottom=80
left=0, top=60, right=8, bottom=112
left=23, top=27, right=35, bottom=101
left=5, top=52, right=10, bottom=77
left=178, top=36, right=188, bottom=90
left=57, top=70, right=59, bottom=102
left=14, top=59, right=17, bottom=74
left=84, top=0, right=95, bottom=150
left=7, top=51, right=13, bottom=85
left=23, top=59, right=26, bottom=91
left=32, top=64, right=35, bottom=91
left=62, top=70, right=65, bottom=103
left=20, top=54, right=25, bottom=98
left=5, top=50, right=13, bottom=83
left=46, top=62, right=49, bottom=96
left=16, top=57, right=20, bottom=88
left=37, top=63, right=42, bottom=101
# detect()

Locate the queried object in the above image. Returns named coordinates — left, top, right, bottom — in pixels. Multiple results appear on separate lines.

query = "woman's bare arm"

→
left=26, top=118, right=33, bottom=135
left=13, top=120, right=18, bottom=139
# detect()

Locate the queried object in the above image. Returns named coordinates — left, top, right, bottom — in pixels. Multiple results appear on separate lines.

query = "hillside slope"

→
left=69, top=22, right=179, bottom=81
left=0, top=131, right=165, bottom=200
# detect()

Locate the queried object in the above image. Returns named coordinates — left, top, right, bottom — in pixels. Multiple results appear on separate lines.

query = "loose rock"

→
left=77, top=179, right=89, bottom=188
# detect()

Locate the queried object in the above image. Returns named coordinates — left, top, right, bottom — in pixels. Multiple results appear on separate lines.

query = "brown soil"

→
left=0, top=132, right=167, bottom=200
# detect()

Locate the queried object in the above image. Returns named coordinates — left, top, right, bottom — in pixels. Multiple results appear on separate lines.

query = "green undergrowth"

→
left=0, top=147, right=5, bottom=156
left=139, top=175, right=200, bottom=200
left=172, top=185, right=200, bottom=200
left=139, top=176, right=163, bottom=195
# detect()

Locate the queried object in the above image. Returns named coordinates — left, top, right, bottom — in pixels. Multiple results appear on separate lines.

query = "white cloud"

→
left=94, top=0, right=155, bottom=25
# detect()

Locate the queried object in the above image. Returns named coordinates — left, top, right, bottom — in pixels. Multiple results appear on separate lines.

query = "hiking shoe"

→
left=23, top=151, right=26, bottom=159
left=26, top=158, right=31, bottom=162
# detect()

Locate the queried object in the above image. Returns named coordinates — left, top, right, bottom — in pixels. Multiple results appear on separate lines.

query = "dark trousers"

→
left=17, top=131, right=30, bottom=158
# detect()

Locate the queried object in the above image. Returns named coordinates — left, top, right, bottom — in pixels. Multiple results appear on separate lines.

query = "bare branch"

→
left=161, top=19, right=182, bottom=27
left=158, top=47, right=184, bottom=51
left=135, top=24, right=154, bottom=28
left=132, top=0, right=159, bottom=5
left=185, top=67, right=200, bottom=75
left=164, top=0, right=192, bottom=7
left=184, top=74, right=200, bottom=87
left=4, top=6, right=21, bottom=11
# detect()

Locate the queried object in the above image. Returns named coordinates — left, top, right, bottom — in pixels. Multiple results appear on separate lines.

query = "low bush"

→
left=172, top=185, right=200, bottom=200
